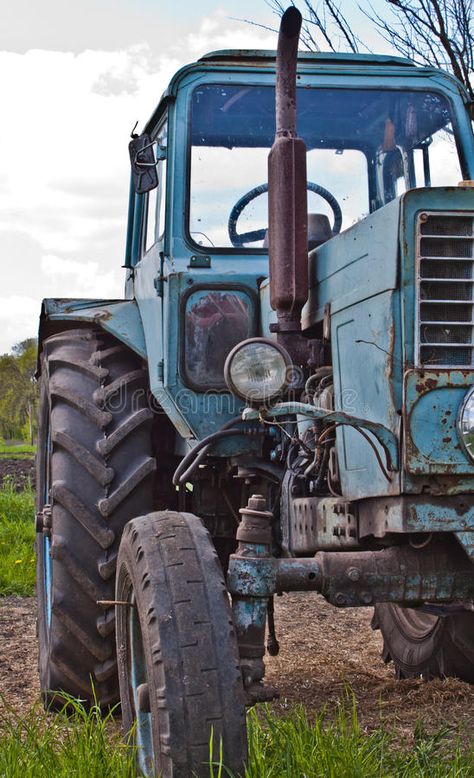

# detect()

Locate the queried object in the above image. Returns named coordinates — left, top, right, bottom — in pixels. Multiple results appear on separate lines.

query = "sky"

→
left=0, top=0, right=387, bottom=354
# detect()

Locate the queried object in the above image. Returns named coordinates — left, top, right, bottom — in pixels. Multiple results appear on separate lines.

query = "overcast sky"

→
left=0, top=0, right=386, bottom=354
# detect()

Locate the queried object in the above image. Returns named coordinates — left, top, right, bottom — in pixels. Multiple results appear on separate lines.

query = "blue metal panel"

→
left=161, top=271, right=260, bottom=441
left=304, top=197, right=401, bottom=326
left=404, top=369, right=474, bottom=474
left=40, top=298, right=147, bottom=359
left=455, top=531, right=474, bottom=562
left=331, top=291, right=402, bottom=499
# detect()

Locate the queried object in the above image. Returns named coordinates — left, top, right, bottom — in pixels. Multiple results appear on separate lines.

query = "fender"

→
left=37, top=298, right=146, bottom=375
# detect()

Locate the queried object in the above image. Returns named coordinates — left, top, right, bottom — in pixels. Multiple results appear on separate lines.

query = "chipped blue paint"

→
left=405, top=369, right=474, bottom=475
left=39, top=298, right=147, bottom=360
left=455, top=531, right=474, bottom=562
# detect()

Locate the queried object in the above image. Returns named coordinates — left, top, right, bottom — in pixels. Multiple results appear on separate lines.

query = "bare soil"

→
left=1, top=591, right=473, bottom=741
left=0, top=457, right=36, bottom=491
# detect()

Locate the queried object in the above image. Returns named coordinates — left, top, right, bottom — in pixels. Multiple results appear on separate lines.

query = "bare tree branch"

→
left=245, top=1, right=474, bottom=101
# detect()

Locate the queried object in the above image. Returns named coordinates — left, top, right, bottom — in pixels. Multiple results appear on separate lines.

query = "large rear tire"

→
left=116, top=511, right=247, bottom=778
left=373, top=603, right=474, bottom=682
left=36, top=328, right=156, bottom=707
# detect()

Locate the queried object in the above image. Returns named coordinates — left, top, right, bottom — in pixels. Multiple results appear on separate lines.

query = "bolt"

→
left=248, top=494, right=267, bottom=512
left=334, top=592, right=347, bottom=606
left=346, top=566, right=360, bottom=582
left=360, top=591, right=373, bottom=604
left=419, top=212, right=428, bottom=223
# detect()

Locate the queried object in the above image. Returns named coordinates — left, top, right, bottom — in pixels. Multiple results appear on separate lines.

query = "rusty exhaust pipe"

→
left=268, top=7, right=308, bottom=341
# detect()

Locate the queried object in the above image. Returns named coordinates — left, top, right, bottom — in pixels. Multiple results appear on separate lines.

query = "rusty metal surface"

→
left=288, top=496, right=359, bottom=553
left=268, top=7, right=308, bottom=334
left=358, top=494, right=474, bottom=537
left=228, top=543, right=474, bottom=607
left=404, top=369, right=474, bottom=475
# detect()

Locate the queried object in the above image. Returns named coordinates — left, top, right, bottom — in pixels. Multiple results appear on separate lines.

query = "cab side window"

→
left=143, top=118, right=168, bottom=255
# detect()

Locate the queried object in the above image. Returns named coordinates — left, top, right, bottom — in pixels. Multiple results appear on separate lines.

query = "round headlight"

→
left=458, top=386, right=474, bottom=461
left=224, top=337, right=292, bottom=405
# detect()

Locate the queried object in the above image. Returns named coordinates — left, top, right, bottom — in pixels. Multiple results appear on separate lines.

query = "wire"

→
left=172, top=416, right=249, bottom=486
left=317, top=424, right=336, bottom=445
left=351, top=426, right=392, bottom=482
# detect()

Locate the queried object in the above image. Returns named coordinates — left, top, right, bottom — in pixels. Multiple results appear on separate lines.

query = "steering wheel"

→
left=227, top=181, right=343, bottom=248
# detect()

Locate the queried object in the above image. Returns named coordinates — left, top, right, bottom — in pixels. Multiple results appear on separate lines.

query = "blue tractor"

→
left=36, top=8, right=474, bottom=776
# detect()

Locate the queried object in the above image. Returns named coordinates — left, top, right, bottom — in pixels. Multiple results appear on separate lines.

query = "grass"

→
left=0, top=443, right=35, bottom=459
left=242, top=704, right=474, bottom=777
left=0, top=697, right=473, bottom=777
left=0, top=480, right=35, bottom=596
left=0, top=696, right=135, bottom=778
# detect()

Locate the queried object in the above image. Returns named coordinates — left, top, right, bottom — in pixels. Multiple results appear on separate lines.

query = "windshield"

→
left=189, top=85, right=462, bottom=249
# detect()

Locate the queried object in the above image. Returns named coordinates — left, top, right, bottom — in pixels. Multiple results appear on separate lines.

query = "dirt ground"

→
left=1, top=591, right=474, bottom=741
left=0, top=457, right=35, bottom=491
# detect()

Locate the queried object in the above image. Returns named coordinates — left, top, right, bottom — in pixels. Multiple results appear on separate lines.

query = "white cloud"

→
left=0, top=296, right=41, bottom=354
left=185, top=9, right=275, bottom=54
left=0, top=8, right=282, bottom=353
left=41, top=254, right=120, bottom=299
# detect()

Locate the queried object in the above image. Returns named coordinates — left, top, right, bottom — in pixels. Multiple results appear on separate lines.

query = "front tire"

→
left=373, top=603, right=474, bottom=682
left=36, top=329, right=156, bottom=707
left=116, top=511, right=247, bottom=778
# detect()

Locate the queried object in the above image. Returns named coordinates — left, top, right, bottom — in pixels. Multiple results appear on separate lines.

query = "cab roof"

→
left=144, top=48, right=466, bottom=133
left=198, top=50, right=414, bottom=67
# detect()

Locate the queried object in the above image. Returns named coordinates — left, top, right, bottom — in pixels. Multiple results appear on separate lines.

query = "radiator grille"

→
left=417, top=212, right=474, bottom=367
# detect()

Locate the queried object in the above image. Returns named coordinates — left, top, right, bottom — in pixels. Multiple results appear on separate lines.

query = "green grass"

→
left=242, top=704, right=474, bottom=777
left=0, top=443, right=35, bottom=459
left=0, top=481, right=35, bottom=596
left=0, top=697, right=136, bottom=778
left=0, top=698, right=473, bottom=778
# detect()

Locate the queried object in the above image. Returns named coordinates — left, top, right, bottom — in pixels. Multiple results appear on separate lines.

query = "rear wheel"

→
left=116, top=511, right=247, bottom=778
left=373, top=603, right=474, bottom=682
left=36, top=328, right=156, bottom=707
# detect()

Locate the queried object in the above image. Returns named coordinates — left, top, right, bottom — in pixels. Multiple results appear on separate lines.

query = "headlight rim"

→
left=457, top=385, right=474, bottom=462
left=224, top=336, right=292, bottom=406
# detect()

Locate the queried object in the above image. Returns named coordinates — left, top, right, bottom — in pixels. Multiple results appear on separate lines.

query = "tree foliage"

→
left=264, top=1, right=474, bottom=101
left=0, top=338, right=38, bottom=443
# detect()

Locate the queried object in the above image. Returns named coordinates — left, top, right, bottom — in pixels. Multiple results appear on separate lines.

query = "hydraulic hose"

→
left=172, top=417, right=259, bottom=486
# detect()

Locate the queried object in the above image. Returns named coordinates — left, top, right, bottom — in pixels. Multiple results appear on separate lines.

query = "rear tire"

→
left=373, top=603, right=474, bottom=682
left=116, top=510, right=247, bottom=778
left=36, top=328, right=156, bottom=707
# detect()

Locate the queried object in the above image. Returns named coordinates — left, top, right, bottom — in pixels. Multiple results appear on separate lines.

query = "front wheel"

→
left=116, top=511, right=247, bottom=778
left=373, top=603, right=474, bottom=682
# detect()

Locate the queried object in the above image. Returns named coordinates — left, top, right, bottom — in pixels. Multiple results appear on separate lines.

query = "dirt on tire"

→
left=1, top=591, right=474, bottom=742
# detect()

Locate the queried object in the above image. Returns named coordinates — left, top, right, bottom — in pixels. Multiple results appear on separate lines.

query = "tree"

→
left=367, top=1, right=474, bottom=102
left=263, top=1, right=474, bottom=101
left=0, top=339, right=38, bottom=443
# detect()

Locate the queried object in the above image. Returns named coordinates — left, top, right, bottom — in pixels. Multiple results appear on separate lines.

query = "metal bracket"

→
left=188, top=255, right=211, bottom=268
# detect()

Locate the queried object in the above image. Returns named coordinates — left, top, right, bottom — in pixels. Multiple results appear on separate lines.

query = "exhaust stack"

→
left=268, top=7, right=308, bottom=338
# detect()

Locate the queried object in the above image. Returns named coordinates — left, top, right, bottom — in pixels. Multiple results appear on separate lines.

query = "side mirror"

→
left=129, top=133, right=158, bottom=194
